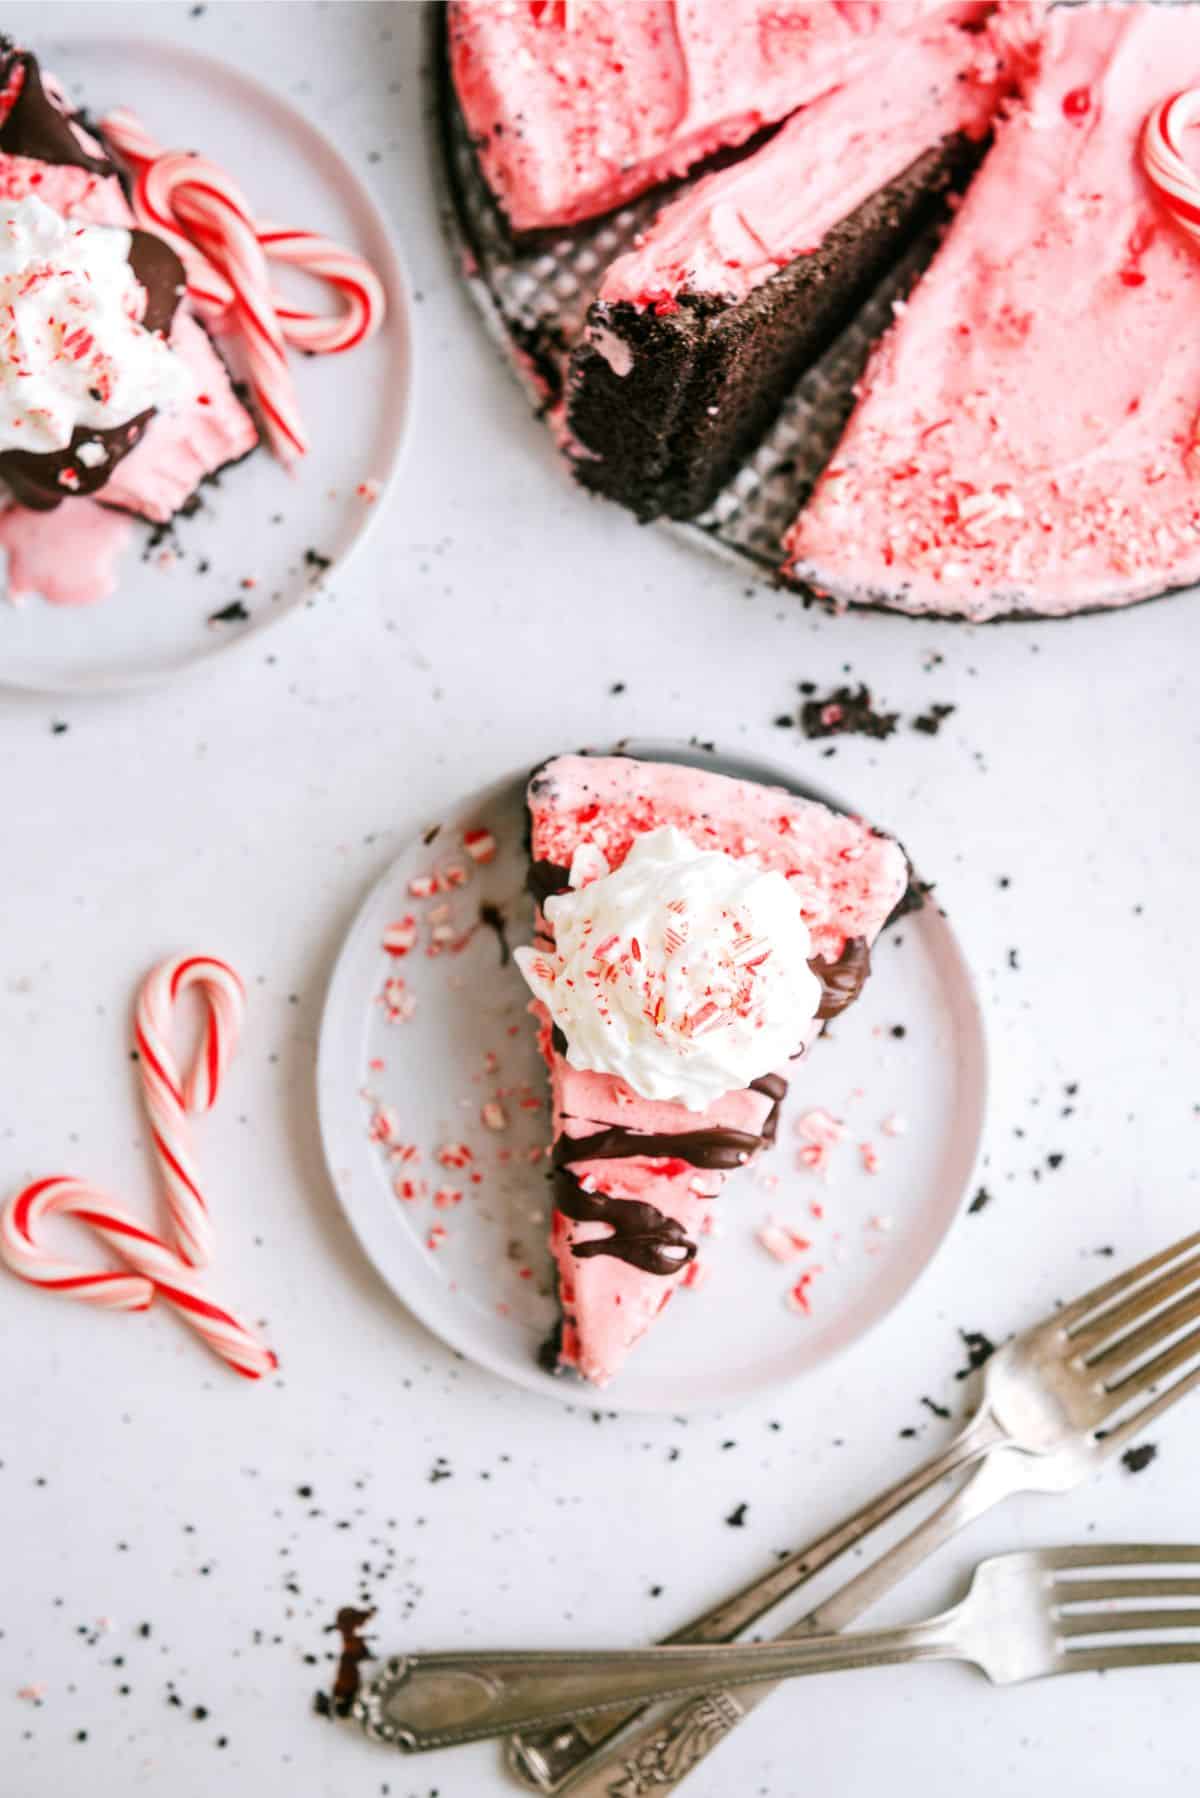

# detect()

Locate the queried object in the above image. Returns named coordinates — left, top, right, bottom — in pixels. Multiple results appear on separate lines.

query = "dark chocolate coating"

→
left=0, top=49, right=112, bottom=174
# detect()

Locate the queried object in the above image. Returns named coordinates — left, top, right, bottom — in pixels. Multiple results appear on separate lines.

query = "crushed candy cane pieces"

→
left=382, top=916, right=417, bottom=957
left=463, top=827, right=497, bottom=864
left=785, top=1267, right=823, bottom=1315
left=436, top=1142, right=474, bottom=1170
left=756, top=1221, right=812, bottom=1263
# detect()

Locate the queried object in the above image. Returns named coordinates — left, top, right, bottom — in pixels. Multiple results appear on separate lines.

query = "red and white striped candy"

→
left=100, top=108, right=386, bottom=464
left=152, top=150, right=309, bottom=464
left=1142, top=88, right=1200, bottom=250
left=0, top=955, right=275, bottom=1382
left=259, top=223, right=386, bottom=356
left=135, top=953, right=245, bottom=1268
left=0, top=1176, right=275, bottom=1380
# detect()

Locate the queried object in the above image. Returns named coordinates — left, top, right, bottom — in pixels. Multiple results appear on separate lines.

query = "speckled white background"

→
left=3, top=4, right=1199, bottom=1795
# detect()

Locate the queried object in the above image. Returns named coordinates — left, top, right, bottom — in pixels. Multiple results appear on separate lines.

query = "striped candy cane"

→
left=1141, top=89, right=1200, bottom=460
left=143, top=150, right=309, bottom=463
left=1142, top=88, right=1200, bottom=250
left=100, top=108, right=386, bottom=463
left=134, top=953, right=245, bottom=1269
left=0, top=1177, right=276, bottom=1380
left=0, top=956, right=276, bottom=1382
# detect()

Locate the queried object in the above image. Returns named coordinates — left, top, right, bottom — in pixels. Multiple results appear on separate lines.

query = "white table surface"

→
left=3, top=4, right=1199, bottom=1794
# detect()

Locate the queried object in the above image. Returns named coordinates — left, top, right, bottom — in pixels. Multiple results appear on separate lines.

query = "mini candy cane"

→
left=1141, top=89, right=1200, bottom=459
left=135, top=953, right=245, bottom=1269
left=1142, top=88, right=1200, bottom=250
left=100, top=108, right=386, bottom=463
left=0, top=956, right=276, bottom=1382
left=0, top=1177, right=276, bottom=1380
left=147, top=149, right=309, bottom=463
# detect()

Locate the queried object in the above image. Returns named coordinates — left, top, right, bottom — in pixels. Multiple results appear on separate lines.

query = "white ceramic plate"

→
left=318, top=744, right=988, bottom=1414
left=0, top=34, right=410, bottom=694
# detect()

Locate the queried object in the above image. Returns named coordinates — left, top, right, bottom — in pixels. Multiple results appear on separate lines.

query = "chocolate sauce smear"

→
left=0, top=50, right=113, bottom=174
left=554, top=1124, right=761, bottom=1172
left=555, top=1171, right=696, bottom=1276
left=322, top=1606, right=375, bottom=1718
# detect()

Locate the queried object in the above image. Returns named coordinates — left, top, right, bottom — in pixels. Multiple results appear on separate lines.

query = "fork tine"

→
left=1086, top=1289, right=1200, bottom=1382
left=1061, top=1643, right=1200, bottom=1675
left=1054, top=1233, right=1200, bottom=1335
left=1098, top=1363, right=1200, bottom=1451
left=1035, top=1544, right=1200, bottom=1573
left=1101, top=1324, right=1200, bottom=1402
left=1058, top=1607, right=1200, bottom=1637
left=1055, top=1576, right=1200, bottom=1603
left=1069, top=1254, right=1200, bottom=1361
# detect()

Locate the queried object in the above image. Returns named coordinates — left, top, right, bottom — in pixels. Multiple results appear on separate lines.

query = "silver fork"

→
left=352, top=1230, right=1200, bottom=1785
left=494, top=1229, right=1200, bottom=1794
left=354, top=1545, right=1200, bottom=1751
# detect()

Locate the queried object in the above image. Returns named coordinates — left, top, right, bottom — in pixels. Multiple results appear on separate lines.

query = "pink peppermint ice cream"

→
left=787, top=3, right=1200, bottom=619
left=448, top=0, right=982, bottom=231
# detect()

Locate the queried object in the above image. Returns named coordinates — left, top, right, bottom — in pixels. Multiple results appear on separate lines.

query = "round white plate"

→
left=1, top=34, right=410, bottom=694
left=318, top=743, right=988, bottom=1414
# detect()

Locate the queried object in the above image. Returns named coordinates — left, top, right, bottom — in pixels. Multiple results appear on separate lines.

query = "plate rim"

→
left=0, top=27, right=414, bottom=698
left=316, top=738, right=991, bottom=1415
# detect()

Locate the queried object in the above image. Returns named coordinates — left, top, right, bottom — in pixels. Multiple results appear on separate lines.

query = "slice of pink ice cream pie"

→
left=516, top=753, right=910, bottom=1388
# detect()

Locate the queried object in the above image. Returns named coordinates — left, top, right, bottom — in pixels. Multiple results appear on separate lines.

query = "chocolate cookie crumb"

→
left=209, top=600, right=249, bottom=624
left=912, top=703, right=955, bottom=736
left=955, top=1328, right=996, bottom=1380
left=798, top=683, right=898, bottom=741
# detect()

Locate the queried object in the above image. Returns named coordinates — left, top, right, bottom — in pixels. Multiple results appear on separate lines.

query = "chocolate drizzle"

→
left=748, top=1072, right=788, bottom=1144
left=528, top=858, right=570, bottom=909
left=0, top=50, right=113, bottom=174
left=812, top=936, right=871, bottom=1020
left=0, top=229, right=187, bottom=510
left=554, top=1123, right=761, bottom=1171
left=554, top=1170, right=696, bottom=1276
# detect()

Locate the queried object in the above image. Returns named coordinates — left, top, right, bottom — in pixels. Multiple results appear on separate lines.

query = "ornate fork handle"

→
left=357, top=1616, right=959, bottom=1753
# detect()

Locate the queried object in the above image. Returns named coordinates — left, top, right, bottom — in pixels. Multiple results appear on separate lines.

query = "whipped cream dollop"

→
left=516, top=825, right=822, bottom=1111
left=0, top=196, right=192, bottom=455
